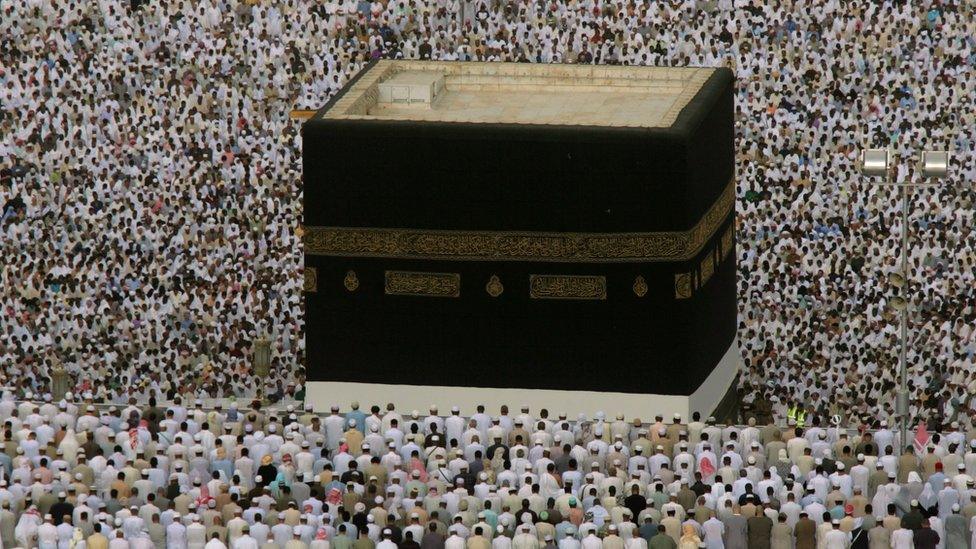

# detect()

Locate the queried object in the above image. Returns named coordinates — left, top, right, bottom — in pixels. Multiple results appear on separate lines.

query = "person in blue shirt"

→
left=346, top=403, right=367, bottom=434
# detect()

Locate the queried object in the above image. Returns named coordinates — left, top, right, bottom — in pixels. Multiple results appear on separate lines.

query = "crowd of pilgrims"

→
left=2, top=399, right=976, bottom=548
left=2, top=0, right=976, bottom=469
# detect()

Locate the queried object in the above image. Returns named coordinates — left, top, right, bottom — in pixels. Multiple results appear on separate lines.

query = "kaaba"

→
left=302, top=61, right=739, bottom=417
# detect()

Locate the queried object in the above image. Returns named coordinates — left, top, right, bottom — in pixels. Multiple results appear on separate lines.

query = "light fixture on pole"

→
left=919, top=151, right=950, bottom=178
left=859, top=146, right=950, bottom=453
left=860, top=149, right=890, bottom=177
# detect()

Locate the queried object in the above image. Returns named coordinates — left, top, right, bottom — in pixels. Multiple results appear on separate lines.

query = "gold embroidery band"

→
left=384, top=271, right=460, bottom=297
left=529, top=275, right=607, bottom=300
left=305, top=180, right=733, bottom=263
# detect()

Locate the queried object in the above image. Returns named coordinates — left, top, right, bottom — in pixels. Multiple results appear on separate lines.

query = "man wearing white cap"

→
left=608, top=415, right=629, bottom=443
left=874, top=423, right=894, bottom=456
left=848, top=454, right=869, bottom=496
left=511, top=524, right=538, bottom=549
left=37, top=514, right=58, bottom=549
left=123, top=506, right=146, bottom=539
left=487, top=418, right=508, bottom=447
left=444, top=408, right=466, bottom=451
left=944, top=503, right=967, bottom=547
left=378, top=529, right=399, bottom=549
left=424, top=408, right=444, bottom=436
left=462, top=420, right=485, bottom=450
left=603, top=524, right=624, bottom=549
left=323, top=408, right=345, bottom=451
left=508, top=422, right=530, bottom=450
left=822, top=519, right=848, bottom=549
left=662, top=415, right=681, bottom=445
left=187, top=515, right=208, bottom=549
left=167, top=514, right=187, bottom=549
left=951, top=462, right=972, bottom=493
left=513, top=408, right=533, bottom=435
left=937, top=478, right=960, bottom=520
left=284, top=526, right=308, bottom=549
left=403, top=513, right=424, bottom=542
left=271, top=514, right=293, bottom=546
left=490, top=524, right=512, bottom=549
left=361, top=427, right=383, bottom=459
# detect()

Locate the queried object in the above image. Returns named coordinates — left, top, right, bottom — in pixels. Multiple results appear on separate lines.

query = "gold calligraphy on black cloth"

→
left=529, top=275, right=607, bottom=300
left=307, top=179, right=734, bottom=300
left=305, top=179, right=734, bottom=263
left=384, top=271, right=460, bottom=297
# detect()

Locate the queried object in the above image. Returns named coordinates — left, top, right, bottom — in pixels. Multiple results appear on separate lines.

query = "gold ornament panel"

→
left=303, top=267, right=317, bottom=293
left=632, top=275, right=649, bottom=297
left=384, top=271, right=460, bottom=298
left=529, top=275, right=607, bottom=300
left=674, top=272, right=692, bottom=299
left=344, top=270, right=360, bottom=292
left=486, top=275, right=504, bottom=297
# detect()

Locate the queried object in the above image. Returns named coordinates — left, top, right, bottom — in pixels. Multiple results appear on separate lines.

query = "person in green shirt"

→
left=648, top=525, right=678, bottom=549
left=332, top=525, right=354, bottom=549
left=353, top=529, right=376, bottom=549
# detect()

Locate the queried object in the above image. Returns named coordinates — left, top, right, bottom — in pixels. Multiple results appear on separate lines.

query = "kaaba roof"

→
left=303, top=60, right=733, bottom=235
left=315, top=60, right=718, bottom=129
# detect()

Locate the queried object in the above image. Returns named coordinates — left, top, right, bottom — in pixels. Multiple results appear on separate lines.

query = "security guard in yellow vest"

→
left=787, top=403, right=807, bottom=429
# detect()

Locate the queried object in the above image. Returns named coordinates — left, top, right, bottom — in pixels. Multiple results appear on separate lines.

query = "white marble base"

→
left=306, top=340, right=742, bottom=420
